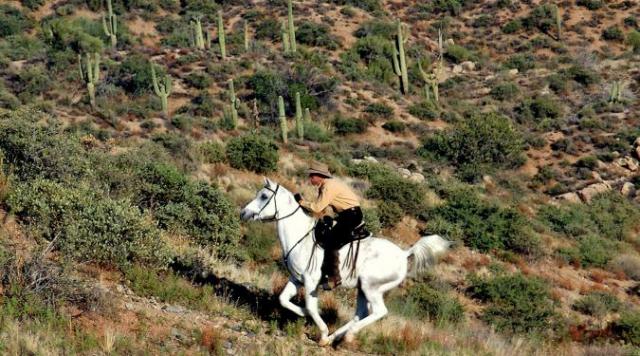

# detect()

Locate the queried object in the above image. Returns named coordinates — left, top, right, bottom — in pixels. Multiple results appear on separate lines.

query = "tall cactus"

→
left=278, top=95, right=287, bottom=143
left=281, top=21, right=291, bottom=54
left=418, top=59, right=439, bottom=103
left=438, top=28, right=444, bottom=67
left=228, top=79, right=238, bottom=129
left=304, top=107, right=311, bottom=123
left=252, top=99, right=260, bottom=131
left=554, top=5, right=562, bottom=41
left=190, top=17, right=205, bottom=49
left=151, top=64, right=172, bottom=117
left=78, top=53, right=100, bottom=110
left=609, top=81, right=622, bottom=103
left=287, top=0, right=297, bottom=53
left=102, top=0, right=117, bottom=48
left=392, top=21, right=409, bottom=95
left=294, top=92, right=303, bottom=140
left=217, top=11, right=226, bottom=59
left=244, top=20, right=250, bottom=52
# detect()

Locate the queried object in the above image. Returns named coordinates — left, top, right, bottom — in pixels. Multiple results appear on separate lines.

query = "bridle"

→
left=253, top=184, right=316, bottom=274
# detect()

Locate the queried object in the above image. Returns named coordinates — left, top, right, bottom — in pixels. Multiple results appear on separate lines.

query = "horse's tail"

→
left=405, top=234, right=452, bottom=276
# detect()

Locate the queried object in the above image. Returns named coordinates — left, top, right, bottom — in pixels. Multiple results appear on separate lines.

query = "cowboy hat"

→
left=306, top=162, right=332, bottom=178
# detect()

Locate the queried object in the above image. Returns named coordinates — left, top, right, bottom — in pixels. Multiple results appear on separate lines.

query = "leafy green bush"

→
left=367, top=174, right=428, bottom=215
left=563, top=65, right=600, bottom=86
left=429, top=188, right=539, bottom=254
left=339, top=36, right=396, bottom=85
left=525, top=4, right=558, bottom=34
left=490, top=82, right=519, bottom=101
left=612, top=311, right=640, bottom=346
left=405, top=284, right=464, bottom=324
left=408, top=101, right=439, bottom=120
left=7, top=179, right=168, bottom=268
left=556, top=235, right=616, bottom=268
left=225, top=134, right=278, bottom=173
left=240, top=222, right=276, bottom=263
left=576, top=0, right=603, bottom=10
left=114, top=54, right=156, bottom=96
left=333, top=116, right=367, bottom=135
left=502, top=19, right=522, bottom=34
left=364, top=102, right=393, bottom=118
left=504, top=53, right=535, bottom=72
left=21, top=0, right=44, bottom=10
left=254, top=18, right=280, bottom=40
left=421, top=112, right=525, bottom=181
left=516, top=95, right=563, bottom=125
left=328, top=0, right=382, bottom=14
left=628, top=30, right=640, bottom=53
left=198, top=141, right=225, bottom=164
left=382, top=120, right=406, bottom=133
left=377, top=200, right=404, bottom=227
left=602, top=27, right=624, bottom=41
left=0, top=5, right=33, bottom=37
left=573, top=291, right=621, bottom=317
left=15, top=65, right=52, bottom=100
left=303, top=121, right=331, bottom=142
left=445, top=44, right=476, bottom=64
left=296, top=21, right=339, bottom=49
left=468, top=273, right=557, bottom=334
left=184, top=72, right=212, bottom=89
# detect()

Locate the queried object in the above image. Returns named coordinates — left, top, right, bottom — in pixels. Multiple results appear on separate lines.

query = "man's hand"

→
left=294, top=193, right=303, bottom=203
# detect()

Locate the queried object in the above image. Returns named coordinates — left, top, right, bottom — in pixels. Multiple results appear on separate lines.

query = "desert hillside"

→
left=0, top=0, right=639, bottom=354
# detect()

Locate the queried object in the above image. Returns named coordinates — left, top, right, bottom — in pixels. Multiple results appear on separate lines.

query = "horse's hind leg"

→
left=327, top=286, right=369, bottom=343
left=343, top=282, right=392, bottom=342
left=279, top=278, right=306, bottom=317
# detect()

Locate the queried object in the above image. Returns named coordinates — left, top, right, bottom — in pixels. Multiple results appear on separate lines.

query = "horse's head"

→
left=240, top=178, right=296, bottom=222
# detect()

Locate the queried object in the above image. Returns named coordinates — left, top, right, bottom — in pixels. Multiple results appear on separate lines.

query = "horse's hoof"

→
left=318, top=337, right=331, bottom=347
left=344, top=333, right=355, bottom=344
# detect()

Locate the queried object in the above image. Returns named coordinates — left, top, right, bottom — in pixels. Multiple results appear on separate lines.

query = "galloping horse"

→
left=240, top=178, right=451, bottom=345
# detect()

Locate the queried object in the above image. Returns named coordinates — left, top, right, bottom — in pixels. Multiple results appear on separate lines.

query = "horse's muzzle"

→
left=240, top=209, right=254, bottom=221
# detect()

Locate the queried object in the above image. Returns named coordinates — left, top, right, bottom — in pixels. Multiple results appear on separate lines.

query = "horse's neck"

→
left=277, top=207, right=316, bottom=260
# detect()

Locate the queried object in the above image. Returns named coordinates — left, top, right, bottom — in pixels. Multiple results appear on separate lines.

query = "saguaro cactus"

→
left=418, top=59, right=439, bottom=103
left=79, top=52, right=100, bottom=110
left=554, top=5, right=562, bottom=41
left=392, top=21, right=409, bottom=95
left=102, top=0, right=117, bottom=48
left=281, top=21, right=291, bottom=54
left=217, top=11, right=226, bottom=59
left=278, top=96, right=287, bottom=143
left=151, top=64, right=172, bottom=117
left=244, top=20, right=250, bottom=52
left=294, top=92, right=303, bottom=140
left=304, top=107, right=311, bottom=123
left=190, top=16, right=205, bottom=49
left=609, top=81, right=623, bottom=103
left=287, top=0, right=297, bottom=53
left=228, top=79, right=238, bottom=129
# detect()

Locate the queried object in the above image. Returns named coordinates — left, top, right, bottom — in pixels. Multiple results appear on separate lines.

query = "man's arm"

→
left=300, top=182, right=337, bottom=214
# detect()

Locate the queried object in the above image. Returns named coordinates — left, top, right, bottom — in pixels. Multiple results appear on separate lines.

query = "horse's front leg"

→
left=303, top=276, right=330, bottom=345
left=279, top=278, right=306, bottom=317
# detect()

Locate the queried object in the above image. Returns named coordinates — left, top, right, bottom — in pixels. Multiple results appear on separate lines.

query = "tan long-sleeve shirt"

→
left=300, top=178, right=360, bottom=215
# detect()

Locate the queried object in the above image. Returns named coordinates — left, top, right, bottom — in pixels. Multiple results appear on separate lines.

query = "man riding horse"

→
left=294, top=162, right=369, bottom=290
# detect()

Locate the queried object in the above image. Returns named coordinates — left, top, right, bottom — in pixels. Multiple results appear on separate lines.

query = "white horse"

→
left=240, top=178, right=451, bottom=345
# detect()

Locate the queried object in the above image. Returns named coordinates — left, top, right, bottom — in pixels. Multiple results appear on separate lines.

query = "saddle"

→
left=313, top=217, right=371, bottom=249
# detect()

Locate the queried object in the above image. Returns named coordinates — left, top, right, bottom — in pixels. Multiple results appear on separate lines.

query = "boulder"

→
left=364, top=156, right=378, bottom=163
left=636, top=146, right=640, bottom=160
left=616, top=157, right=639, bottom=172
left=578, top=182, right=612, bottom=202
left=409, top=172, right=425, bottom=183
left=452, top=65, right=463, bottom=74
left=445, top=39, right=455, bottom=46
left=507, top=68, right=519, bottom=76
left=398, top=168, right=411, bottom=177
left=621, top=182, right=636, bottom=198
left=557, top=192, right=581, bottom=204
left=634, top=137, right=640, bottom=147
left=461, top=61, right=476, bottom=71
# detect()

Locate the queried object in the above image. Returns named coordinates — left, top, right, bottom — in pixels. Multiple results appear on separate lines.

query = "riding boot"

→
left=322, top=249, right=341, bottom=290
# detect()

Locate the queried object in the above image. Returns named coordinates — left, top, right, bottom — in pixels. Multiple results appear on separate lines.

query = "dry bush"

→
left=608, top=254, right=640, bottom=281
left=200, top=327, right=224, bottom=354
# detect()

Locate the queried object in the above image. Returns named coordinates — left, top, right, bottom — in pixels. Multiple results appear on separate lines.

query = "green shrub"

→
left=382, top=120, right=406, bottom=133
left=339, top=36, right=396, bottom=85
left=296, top=21, right=339, bottom=49
left=405, top=284, right=464, bottom=324
left=184, top=72, right=212, bottom=89
left=328, top=0, right=382, bottom=14
left=114, top=54, right=156, bottom=96
left=7, top=179, right=168, bottom=268
left=563, top=65, right=600, bottom=86
left=0, top=34, right=46, bottom=61
left=573, top=291, right=621, bottom=317
left=364, top=102, right=394, bottom=118
left=525, top=4, right=557, bottom=34
left=21, top=0, right=44, bottom=10
left=516, top=95, right=563, bottom=124
left=490, top=82, right=519, bottom=101
left=612, top=311, right=640, bottom=346
left=367, top=173, right=428, bottom=215
left=303, top=121, right=331, bottom=142
left=468, top=273, right=557, bottom=334
left=602, top=27, right=624, bottom=42
left=503, top=53, right=535, bottom=72
left=240, top=222, right=276, bottom=263
left=421, top=112, right=525, bottom=181
left=627, top=30, right=640, bottom=53
left=0, top=5, right=33, bottom=37
left=429, top=188, right=539, bottom=254
left=576, top=0, right=603, bottom=10
left=198, top=141, right=225, bottom=164
left=254, top=18, right=280, bottom=40
left=502, top=19, right=522, bottom=34
left=15, top=65, right=52, bottom=100
left=445, top=44, right=476, bottom=64
left=225, top=134, right=278, bottom=173
left=408, top=101, right=439, bottom=120
left=333, top=116, right=367, bottom=135
left=45, top=17, right=104, bottom=53
left=354, top=20, right=396, bottom=40
left=377, top=200, right=404, bottom=227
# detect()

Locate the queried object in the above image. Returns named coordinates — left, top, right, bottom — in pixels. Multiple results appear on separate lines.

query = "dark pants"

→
left=322, top=207, right=363, bottom=281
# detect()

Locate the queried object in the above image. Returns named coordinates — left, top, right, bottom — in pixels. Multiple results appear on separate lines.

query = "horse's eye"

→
left=261, top=194, right=268, bottom=200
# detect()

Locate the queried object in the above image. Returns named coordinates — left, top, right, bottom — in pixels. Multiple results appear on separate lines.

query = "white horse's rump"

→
left=240, top=178, right=451, bottom=345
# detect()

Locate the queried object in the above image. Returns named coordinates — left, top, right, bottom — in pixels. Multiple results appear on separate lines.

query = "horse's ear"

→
left=264, top=177, right=274, bottom=188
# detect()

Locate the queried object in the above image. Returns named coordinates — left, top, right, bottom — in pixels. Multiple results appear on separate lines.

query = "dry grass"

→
left=609, top=254, right=640, bottom=281
left=200, top=326, right=225, bottom=354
